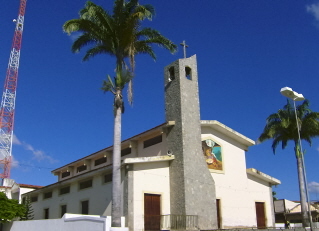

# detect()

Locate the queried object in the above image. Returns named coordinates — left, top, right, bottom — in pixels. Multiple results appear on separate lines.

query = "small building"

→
left=274, top=199, right=319, bottom=226
left=23, top=56, right=280, bottom=230
left=0, top=178, right=42, bottom=202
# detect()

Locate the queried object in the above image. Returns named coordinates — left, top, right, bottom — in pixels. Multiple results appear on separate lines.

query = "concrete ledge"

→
left=110, top=227, right=129, bottom=231
left=64, top=216, right=105, bottom=223
left=247, top=168, right=281, bottom=185
left=201, top=120, right=255, bottom=147
left=124, top=155, right=175, bottom=164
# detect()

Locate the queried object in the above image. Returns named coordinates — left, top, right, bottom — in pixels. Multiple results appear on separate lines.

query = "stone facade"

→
left=164, top=55, right=217, bottom=230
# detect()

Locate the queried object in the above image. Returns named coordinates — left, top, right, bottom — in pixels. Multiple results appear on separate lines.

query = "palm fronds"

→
left=258, top=99, right=319, bottom=154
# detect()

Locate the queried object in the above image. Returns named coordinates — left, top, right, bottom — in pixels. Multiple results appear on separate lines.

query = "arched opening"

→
left=185, top=66, right=192, bottom=80
left=168, top=66, right=175, bottom=82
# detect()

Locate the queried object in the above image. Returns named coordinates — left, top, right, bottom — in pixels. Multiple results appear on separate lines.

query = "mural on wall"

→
left=202, top=139, right=223, bottom=171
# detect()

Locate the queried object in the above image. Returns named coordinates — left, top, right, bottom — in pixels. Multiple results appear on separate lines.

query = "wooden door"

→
left=144, top=194, right=161, bottom=231
left=216, top=199, right=221, bottom=228
left=81, top=200, right=89, bottom=215
left=255, top=202, right=266, bottom=229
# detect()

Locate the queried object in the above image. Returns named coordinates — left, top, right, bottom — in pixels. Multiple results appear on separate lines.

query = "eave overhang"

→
left=201, top=120, right=255, bottom=149
left=247, top=168, right=281, bottom=185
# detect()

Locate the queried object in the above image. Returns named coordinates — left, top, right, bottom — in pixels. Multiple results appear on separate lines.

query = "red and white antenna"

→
left=0, top=0, right=27, bottom=183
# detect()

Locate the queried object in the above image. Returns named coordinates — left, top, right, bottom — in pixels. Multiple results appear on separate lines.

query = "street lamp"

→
left=280, top=87, right=305, bottom=101
left=280, top=87, right=313, bottom=229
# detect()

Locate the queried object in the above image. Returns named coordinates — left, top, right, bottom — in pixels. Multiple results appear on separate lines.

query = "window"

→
left=168, top=66, right=175, bottom=81
left=62, top=171, right=70, bottom=178
left=121, top=147, right=131, bottom=157
left=77, top=165, right=87, bottom=173
left=144, top=135, right=162, bottom=148
left=61, top=205, right=67, bottom=217
left=43, top=191, right=52, bottom=199
left=44, top=208, right=49, bottom=219
left=30, top=196, right=38, bottom=202
left=185, top=66, right=192, bottom=80
left=94, top=157, right=107, bottom=166
left=79, top=179, right=93, bottom=190
left=59, top=186, right=70, bottom=195
left=81, top=200, right=89, bottom=215
left=104, top=173, right=112, bottom=183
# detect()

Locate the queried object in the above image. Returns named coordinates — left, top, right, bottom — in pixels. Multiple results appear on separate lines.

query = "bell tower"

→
left=164, top=55, right=217, bottom=230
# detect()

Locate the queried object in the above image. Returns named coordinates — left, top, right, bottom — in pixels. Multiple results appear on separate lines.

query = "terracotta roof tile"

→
left=18, top=183, right=43, bottom=189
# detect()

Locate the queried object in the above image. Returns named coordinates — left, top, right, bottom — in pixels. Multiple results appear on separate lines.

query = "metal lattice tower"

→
left=0, top=0, right=27, bottom=182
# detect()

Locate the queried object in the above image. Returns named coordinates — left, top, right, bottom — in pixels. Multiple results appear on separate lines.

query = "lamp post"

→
left=280, top=87, right=313, bottom=229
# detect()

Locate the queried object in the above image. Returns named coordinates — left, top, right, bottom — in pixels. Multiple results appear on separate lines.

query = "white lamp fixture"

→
left=280, top=87, right=305, bottom=101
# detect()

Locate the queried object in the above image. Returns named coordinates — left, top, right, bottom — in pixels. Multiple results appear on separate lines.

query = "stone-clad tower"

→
left=164, top=55, right=217, bottom=230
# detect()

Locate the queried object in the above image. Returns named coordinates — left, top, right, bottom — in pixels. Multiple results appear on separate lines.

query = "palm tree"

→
left=258, top=99, right=319, bottom=227
left=63, top=0, right=176, bottom=227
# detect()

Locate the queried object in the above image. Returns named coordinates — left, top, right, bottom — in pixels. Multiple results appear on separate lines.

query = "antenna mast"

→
left=0, top=0, right=27, bottom=182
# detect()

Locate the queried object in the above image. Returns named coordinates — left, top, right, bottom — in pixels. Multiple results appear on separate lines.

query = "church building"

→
left=23, top=55, right=280, bottom=230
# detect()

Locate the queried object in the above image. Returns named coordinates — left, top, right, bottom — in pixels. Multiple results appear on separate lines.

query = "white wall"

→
left=17, top=188, right=35, bottom=202
left=247, top=174, right=274, bottom=227
left=26, top=132, right=168, bottom=222
left=28, top=170, right=113, bottom=220
left=202, top=127, right=275, bottom=228
left=131, top=161, right=170, bottom=231
left=137, top=134, right=167, bottom=158
left=0, top=187, right=12, bottom=199
left=3, top=214, right=126, bottom=231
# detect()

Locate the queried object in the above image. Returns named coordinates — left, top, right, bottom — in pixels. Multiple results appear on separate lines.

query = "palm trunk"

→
left=295, top=144, right=310, bottom=227
left=111, top=103, right=122, bottom=227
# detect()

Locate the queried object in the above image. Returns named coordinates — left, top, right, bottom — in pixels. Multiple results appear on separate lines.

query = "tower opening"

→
left=169, top=66, right=175, bottom=82
left=185, top=66, right=192, bottom=80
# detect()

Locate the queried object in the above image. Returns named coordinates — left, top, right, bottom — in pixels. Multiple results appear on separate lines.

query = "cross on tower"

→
left=180, top=40, right=188, bottom=58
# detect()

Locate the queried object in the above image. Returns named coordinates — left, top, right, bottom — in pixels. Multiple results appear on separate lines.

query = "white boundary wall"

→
left=3, top=214, right=126, bottom=231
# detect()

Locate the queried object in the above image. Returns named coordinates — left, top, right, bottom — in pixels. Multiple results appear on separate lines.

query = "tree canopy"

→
left=63, top=0, right=176, bottom=104
left=0, top=192, right=25, bottom=223
left=258, top=99, right=319, bottom=156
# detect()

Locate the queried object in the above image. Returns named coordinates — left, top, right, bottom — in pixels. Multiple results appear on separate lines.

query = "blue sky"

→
left=1, top=0, right=319, bottom=201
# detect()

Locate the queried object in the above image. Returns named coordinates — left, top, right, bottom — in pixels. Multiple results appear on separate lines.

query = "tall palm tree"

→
left=258, top=99, right=319, bottom=227
left=63, top=0, right=176, bottom=227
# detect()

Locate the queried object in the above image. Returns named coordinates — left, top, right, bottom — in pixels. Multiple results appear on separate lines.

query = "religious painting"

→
left=202, top=139, right=223, bottom=171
